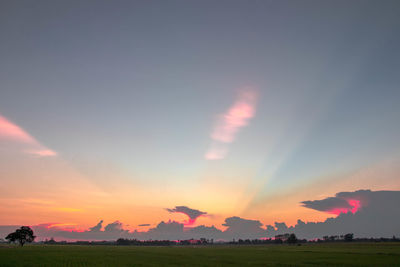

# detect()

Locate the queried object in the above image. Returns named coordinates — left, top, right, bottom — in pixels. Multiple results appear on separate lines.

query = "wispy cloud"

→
left=205, top=88, right=257, bottom=160
left=204, top=144, right=228, bottom=160
left=0, top=115, right=35, bottom=143
left=27, top=149, right=57, bottom=157
left=0, top=114, right=57, bottom=157
left=53, top=207, right=83, bottom=213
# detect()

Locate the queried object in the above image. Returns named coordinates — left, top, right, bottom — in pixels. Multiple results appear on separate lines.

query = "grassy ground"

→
left=0, top=242, right=399, bottom=266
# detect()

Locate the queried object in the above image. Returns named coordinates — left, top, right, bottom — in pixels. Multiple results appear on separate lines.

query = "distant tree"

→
left=200, top=238, right=207, bottom=244
left=324, top=235, right=338, bottom=242
left=344, top=233, right=354, bottom=242
left=330, top=235, right=338, bottom=241
left=44, top=237, right=57, bottom=244
left=6, top=226, right=36, bottom=246
left=287, top=234, right=298, bottom=244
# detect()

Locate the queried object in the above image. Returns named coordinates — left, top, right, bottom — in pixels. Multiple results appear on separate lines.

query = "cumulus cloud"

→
left=89, top=220, right=103, bottom=232
left=144, top=221, right=185, bottom=240
left=27, top=221, right=130, bottom=241
left=205, top=88, right=257, bottom=160
left=223, top=216, right=265, bottom=239
left=187, top=225, right=223, bottom=239
left=104, top=221, right=124, bottom=233
left=301, top=190, right=366, bottom=215
left=265, top=190, right=400, bottom=239
left=166, top=206, right=207, bottom=225
left=302, top=197, right=355, bottom=215
left=0, top=114, right=57, bottom=157
left=1, top=190, right=399, bottom=241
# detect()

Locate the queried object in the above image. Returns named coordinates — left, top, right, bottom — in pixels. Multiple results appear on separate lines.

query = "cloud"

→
left=53, top=207, right=83, bottom=213
left=187, top=225, right=223, bottom=239
left=1, top=190, right=399, bottom=241
left=223, top=216, right=265, bottom=239
left=37, top=223, right=83, bottom=233
left=0, top=115, right=35, bottom=143
left=135, top=221, right=223, bottom=240
left=211, top=90, right=257, bottom=143
left=204, top=144, right=228, bottom=160
left=205, top=88, right=257, bottom=160
left=144, top=220, right=185, bottom=240
left=89, top=220, right=103, bottom=232
left=166, top=206, right=207, bottom=225
left=27, top=149, right=57, bottom=157
left=138, top=224, right=150, bottom=227
left=27, top=221, right=130, bottom=241
left=265, top=190, right=400, bottom=239
left=301, top=190, right=365, bottom=215
left=0, top=114, right=57, bottom=157
left=104, top=221, right=124, bottom=233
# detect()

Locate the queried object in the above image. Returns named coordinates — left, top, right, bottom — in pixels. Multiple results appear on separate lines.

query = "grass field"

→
left=0, top=243, right=399, bottom=266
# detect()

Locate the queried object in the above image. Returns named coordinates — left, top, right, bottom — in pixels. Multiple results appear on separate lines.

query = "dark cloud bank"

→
left=1, top=190, right=399, bottom=241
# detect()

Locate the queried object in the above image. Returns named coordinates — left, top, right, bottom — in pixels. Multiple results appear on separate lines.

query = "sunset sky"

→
left=1, top=0, right=400, bottom=235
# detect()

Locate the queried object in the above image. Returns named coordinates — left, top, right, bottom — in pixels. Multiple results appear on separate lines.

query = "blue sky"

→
left=1, top=0, right=400, bottom=227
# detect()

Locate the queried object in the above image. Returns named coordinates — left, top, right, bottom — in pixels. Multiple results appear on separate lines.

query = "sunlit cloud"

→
left=27, top=149, right=57, bottom=157
left=301, top=190, right=367, bottom=216
left=0, top=114, right=57, bottom=157
left=53, top=207, right=83, bottom=213
left=211, top=90, right=257, bottom=143
left=46, top=223, right=78, bottom=229
left=166, top=206, right=207, bottom=226
left=0, top=115, right=35, bottom=143
left=1, top=190, right=398, bottom=241
left=205, top=88, right=257, bottom=160
left=37, top=223, right=85, bottom=233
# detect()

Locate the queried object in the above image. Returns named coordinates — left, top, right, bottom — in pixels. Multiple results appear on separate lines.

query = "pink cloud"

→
left=205, top=88, right=257, bottom=160
left=0, top=116, right=35, bottom=143
left=211, top=91, right=257, bottom=143
left=27, top=149, right=57, bottom=157
left=0, top=114, right=57, bottom=157
left=204, top=144, right=227, bottom=160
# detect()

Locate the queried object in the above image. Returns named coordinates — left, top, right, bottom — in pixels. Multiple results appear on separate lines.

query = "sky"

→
left=1, top=0, right=400, bottom=240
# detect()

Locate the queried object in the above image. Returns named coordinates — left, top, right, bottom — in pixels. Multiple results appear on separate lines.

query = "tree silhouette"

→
left=6, top=226, right=36, bottom=246
left=344, top=233, right=354, bottom=242
left=287, top=233, right=298, bottom=244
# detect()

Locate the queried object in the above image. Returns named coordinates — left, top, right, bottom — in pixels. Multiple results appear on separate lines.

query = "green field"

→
left=0, top=243, right=399, bottom=266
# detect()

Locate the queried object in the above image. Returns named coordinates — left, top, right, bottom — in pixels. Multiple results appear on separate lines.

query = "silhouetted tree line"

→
left=41, top=234, right=400, bottom=246
left=116, top=238, right=210, bottom=246
left=4, top=227, right=400, bottom=246
left=321, top=233, right=354, bottom=242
